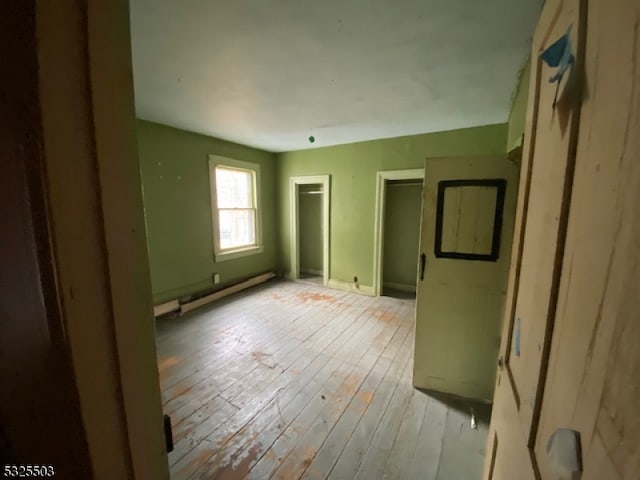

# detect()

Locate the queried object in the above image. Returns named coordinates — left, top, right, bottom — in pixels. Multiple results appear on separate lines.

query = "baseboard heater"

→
left=153, top=272, right=276, bottom=317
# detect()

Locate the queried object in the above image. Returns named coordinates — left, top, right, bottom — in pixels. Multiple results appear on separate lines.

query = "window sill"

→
left=214, top=245, right=264, bottom=263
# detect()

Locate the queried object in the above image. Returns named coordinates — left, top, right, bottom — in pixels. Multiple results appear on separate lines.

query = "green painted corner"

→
left=137, top=103, right=533, bottom=303
left=276, top=123, right=509, bottom=287
left=136, top=120, right=278, bottom=304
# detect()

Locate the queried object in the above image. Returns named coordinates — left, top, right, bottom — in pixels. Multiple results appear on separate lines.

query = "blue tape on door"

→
left=540, top=25, right=575, bottom=106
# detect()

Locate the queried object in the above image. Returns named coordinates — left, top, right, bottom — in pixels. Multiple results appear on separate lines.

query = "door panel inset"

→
left=436, top=179, right=506, bottom=261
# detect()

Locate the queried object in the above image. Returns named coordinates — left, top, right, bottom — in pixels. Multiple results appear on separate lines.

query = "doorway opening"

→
left=373, top=169, right=425, bottom=297
left=298, top=183, right=324, bottom=285
left=382, top=179, right=423, bottom=298
left=289, top=176, right=330, bottom=286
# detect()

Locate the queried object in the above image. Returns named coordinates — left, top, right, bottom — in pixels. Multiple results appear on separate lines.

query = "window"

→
left=209, top=156, right=262, bottom=261
left=434, top=179, right=506, bottom=261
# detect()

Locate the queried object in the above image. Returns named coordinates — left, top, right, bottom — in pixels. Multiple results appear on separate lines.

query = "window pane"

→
left=218, top=209, right=256, bottom=249
left=441, top=185, right=498, bottom=255
left=215, top=167, right=253, bottom=208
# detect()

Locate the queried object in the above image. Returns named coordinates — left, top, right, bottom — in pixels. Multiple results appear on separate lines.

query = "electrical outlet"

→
left=213, top=273, right=220, bottom=284
left=354, top=276, right=359, bottom=289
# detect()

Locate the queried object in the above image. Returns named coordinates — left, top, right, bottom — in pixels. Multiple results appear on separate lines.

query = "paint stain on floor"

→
left=367, top=307, right=396, bottom=323
left=158, top=355, right=181, bottom=371
left=296, top=291, right=335, bottom=303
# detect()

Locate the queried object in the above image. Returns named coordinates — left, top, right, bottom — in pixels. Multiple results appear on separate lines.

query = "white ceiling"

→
left=130, top=0, right=542, bottom=152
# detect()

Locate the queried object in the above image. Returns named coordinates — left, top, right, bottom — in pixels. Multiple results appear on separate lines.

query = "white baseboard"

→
left=153, top=299, right=180, bottom=317
left=180, top=272, right=276, bottom=314
left=383, top=282, right=417, bottom=293
left=327, top=278, right=375, bottom=297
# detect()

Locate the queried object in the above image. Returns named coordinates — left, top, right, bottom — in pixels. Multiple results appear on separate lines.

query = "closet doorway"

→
left=289, top=176, right=330, bottom=286
left=382, top=179, right=423, bottom=297
left=373, top=169, right=424, bottom=297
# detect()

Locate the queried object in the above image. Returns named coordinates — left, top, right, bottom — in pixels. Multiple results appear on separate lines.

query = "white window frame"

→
left=208, top=155, right=263, bottom=262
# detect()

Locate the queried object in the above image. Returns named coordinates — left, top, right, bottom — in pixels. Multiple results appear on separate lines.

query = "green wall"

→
left=507, top=60, right=531, bottom=151
left=298, top=185, right=324, bottom=273
left=383, top=183, right=422, bottom=288
left=137, top=120, right=278, bottom=304
left=277, top=123, right=508, bottom=289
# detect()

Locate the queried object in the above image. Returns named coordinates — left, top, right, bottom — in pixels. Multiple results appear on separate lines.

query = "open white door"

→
left=483, top=0, right=586, bottom=477
left=413, top=155, right=519, bottom=401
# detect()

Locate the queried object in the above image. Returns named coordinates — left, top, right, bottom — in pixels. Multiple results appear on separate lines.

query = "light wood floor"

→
left=156, top=280, right=491, bottom=479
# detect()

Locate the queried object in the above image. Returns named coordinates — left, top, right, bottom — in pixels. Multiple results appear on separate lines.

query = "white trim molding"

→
left=208, top=155, right=263, bottom=262
left=289, top=175, right=331, bottom=286
left=373, top=168, right=425, bottom=296
left=153, top=299, right=180, bottom=317
left=180, top=272, right=276, bottom=314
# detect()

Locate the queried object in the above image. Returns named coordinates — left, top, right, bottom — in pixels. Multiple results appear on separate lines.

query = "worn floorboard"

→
left=156, top=280, right=490, bottom=479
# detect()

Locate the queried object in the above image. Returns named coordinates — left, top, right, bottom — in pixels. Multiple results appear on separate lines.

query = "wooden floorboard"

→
left=156, top=280, right=491, bottom=479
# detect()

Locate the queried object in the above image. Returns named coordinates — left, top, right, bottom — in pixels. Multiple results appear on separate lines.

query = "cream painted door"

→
left=483, top=0, right=586, bottom=478
left=413, top=155, right=519, bottom=401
